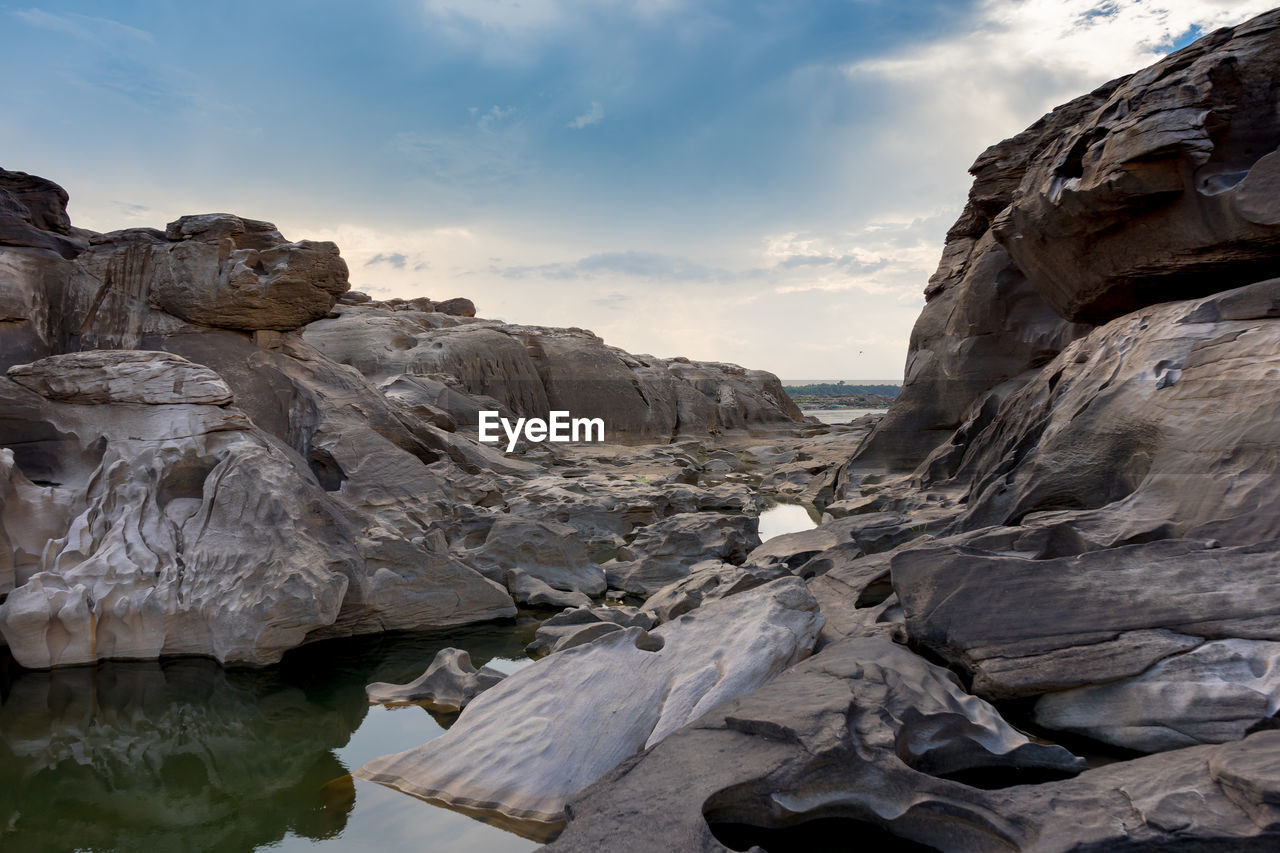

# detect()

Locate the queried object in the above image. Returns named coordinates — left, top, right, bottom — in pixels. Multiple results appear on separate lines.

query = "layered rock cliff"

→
left=540, top=11, right=1280, bottom=850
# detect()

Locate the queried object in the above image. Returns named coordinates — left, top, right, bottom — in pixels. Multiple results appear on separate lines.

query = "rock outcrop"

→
left=357, top=578, right=823, bottom=833
left=303, top=303, right=802, bottom=439
left=365, top=647, right=507, bottom=711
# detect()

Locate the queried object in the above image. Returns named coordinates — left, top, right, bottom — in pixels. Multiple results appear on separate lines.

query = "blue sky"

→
left=1, top=1, right=1270, bottom=378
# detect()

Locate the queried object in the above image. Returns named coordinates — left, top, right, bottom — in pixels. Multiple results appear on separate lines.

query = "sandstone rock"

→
left=997, top=11, right=1280, bottom=324
left=526, top=605, right=655, bottom=655
left=547, top=637, right=1096, bottom=853
left=0, top=369, right=353, bottom=667
left=78, top=214, right=349, bottom=332
left=1034, top=639, right=1280, bottom=752
left=605, top=512, right=761, bottom=595
left=640, top=559, right=789, bottom=623
left=304, top=303, right=801, bottom=440
left=505, top=569, right=593, bottom=609
left=462, top=515, right=606, bottom=597
left=434, top=297, right=476, bottom=316
left=7, top=350, right=233, bottom=405
left=365, top=647, right=506, bottom=712
left=357, top=578, right=823, bottom=830
left=0, top=168, right=86, bottom=258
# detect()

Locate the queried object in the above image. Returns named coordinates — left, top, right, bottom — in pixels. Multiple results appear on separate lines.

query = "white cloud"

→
left=847, top=0, right=1277, bottom=160
left=11, top=8, right=154, bottom=45
left=568, top=101, right=605, bottom=129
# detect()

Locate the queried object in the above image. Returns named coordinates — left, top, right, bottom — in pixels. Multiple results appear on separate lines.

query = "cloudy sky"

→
left=1, top=1, right=1272, bottom=379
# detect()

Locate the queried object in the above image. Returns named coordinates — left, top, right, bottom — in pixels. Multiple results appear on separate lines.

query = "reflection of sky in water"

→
left=801, top=408, right=885, bottom=425
left=0, top=622, right=543, bottom=852
left=758, top=503, right=819, bottom=541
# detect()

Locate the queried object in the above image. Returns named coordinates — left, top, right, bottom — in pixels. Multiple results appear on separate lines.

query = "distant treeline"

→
left=784, top=382, right=901, bottom=397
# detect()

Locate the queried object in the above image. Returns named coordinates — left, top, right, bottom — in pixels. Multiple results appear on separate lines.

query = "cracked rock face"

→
left=79, top=213, right=350, bottom=332
left=356, top=578, right=823, bottom=833
left=997, top=14, right=1280, bottom=324
left=0, top=351, right=354, bottom=667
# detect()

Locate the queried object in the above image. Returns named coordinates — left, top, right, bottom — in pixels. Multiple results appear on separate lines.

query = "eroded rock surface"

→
left=365, top=647, right=506, bottom=712
left=357, top=578, right=823, bottom=830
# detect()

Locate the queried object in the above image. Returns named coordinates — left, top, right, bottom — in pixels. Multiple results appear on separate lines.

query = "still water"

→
left=0, top=505, right=815, bottom=852
left=801, top=408, right=885, bottom=425
left=0, top=621, right=544, bottom=853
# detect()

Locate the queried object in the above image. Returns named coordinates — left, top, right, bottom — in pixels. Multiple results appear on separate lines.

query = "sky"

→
left=1, top=1, right=1273, bottom=380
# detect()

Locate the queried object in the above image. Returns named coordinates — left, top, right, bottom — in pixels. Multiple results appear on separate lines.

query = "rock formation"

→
left=0, top=165, right=803, bottom=667
left=533, top=11, right=1280, bottom=850
left=357, top=578, right=823, bottom=833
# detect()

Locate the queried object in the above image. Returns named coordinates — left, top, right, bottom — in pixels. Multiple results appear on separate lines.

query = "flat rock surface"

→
left=356, top=578, right=823, bottom=829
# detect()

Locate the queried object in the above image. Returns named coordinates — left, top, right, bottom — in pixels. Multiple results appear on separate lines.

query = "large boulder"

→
left=78, top=213, right=349, bottom=332
left=0, top=351, right=354, bottom=667
left=303, top=303, right=801, bottom=440
left=996, top=12, right=1280, bottom=324
left=0, top=168, right=86, bottom=259
left=605, top=512, right=761, bottom=595
left=356, top=578, right=823, bottom=832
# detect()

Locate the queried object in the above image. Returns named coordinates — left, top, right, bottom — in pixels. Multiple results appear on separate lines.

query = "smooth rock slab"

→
left=366, top=648, right=506, bottom=712
left=7, top=350, right=233, bottom=406
left=1034, top=639, right=1280, bottom=752
left=356, top=577, right=822, bottom=829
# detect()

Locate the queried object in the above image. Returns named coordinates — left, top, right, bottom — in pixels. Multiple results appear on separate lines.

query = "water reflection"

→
left=0, top=619, right=541, bottom=852
left=758, top=503, right=819, bottom=541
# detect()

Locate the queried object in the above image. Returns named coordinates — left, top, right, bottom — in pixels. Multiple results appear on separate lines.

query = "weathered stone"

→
left=356, top=578, right=823, bottom=830
left=434, top=297, right=476, bottom=317
left=79, top=214, right=349, bottom=332
left=1034, top=639, right=1280, bottom=752
left=605, top=512, right=761, bottom=595
left=7, top=350, right=233, bottom=406
left=366, top=647, right=506, bottom=711
left=996, top=12, right=1280, bottom=324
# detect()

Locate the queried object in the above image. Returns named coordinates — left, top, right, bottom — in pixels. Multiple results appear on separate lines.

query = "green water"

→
left=0, top=619, right=544, bottom=853
left=0, top=505, right=812, bottom=852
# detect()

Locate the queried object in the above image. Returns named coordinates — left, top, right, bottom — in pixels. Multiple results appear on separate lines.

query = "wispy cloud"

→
left=568, top=101, right=605, bottom=129
left=495, top=250, right=719, bottom=281
left=11, top=9, right=154, bottom=45
left=366, top=252, right=408, bottom=268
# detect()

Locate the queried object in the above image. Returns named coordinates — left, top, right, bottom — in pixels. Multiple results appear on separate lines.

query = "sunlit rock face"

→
left=79, top=213, right=350, bottom=332
left=997, top=15, right=1280, bottom=324
left=357, top=578, right=823, bottom=832
left=0, top=350, right=354, bottom=667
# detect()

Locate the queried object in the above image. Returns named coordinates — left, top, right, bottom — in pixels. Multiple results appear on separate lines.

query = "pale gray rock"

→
left=463, top=515, right=606, bottom=597
left=526, top=605, right=655, bottom=655
left=605, top=512, right=761, bottom=595
left=366, top=647, right=506, bottom=712
left=7, top=350, right=233, bottom=405
left=893, top=538, right=1280, bottom=701
left=639, top=559, right=789, bottom=623
left=506, top=569, right=594, bottom=609
left=1034, top=639, right=1280, bottom=752
left=547, top=637, right=1093, bottom=853
left=304, top=303, right=801, bottom=440
left=0, top=371, right=353, bottom=667
left=357, top=578, right=823, bottom=830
